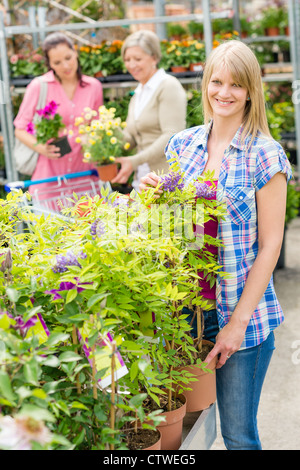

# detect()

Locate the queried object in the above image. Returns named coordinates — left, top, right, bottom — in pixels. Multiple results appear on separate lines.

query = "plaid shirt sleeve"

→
left=254, top=140, right=293, bottom=191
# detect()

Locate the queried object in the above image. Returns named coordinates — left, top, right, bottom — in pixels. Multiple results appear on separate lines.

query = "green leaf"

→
left=6, top=287, right=20, bottom=303
left=66, top=289, right=78, bottom=304
left=0, top=371, right=17, bottom=404
left=19, top=404, right=56, bottom=423
left=45, top=332, right=69, bottom=347
left=24, top=358, right=39, bottom=385
left=59, top=351, right=83, bottom=363
left=87, top=292, right=108, bottom=309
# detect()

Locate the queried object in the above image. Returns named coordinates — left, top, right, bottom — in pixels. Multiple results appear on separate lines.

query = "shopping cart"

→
left=5, top=170, right=112, bottom=219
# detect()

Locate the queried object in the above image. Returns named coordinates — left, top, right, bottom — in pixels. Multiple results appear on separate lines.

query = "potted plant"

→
left=187, top=21, right=204, bottom=39
left=74, top=105, right=130, bottom=181
left=167, top=23, right=188, bottom=41
left=186, top=40, right=206, bottom=72
left=164, top=40, right=190, bottom=73
left=26, top=100, right=71, bottom=157
left=260, top=6, right=285, bottom=36
left=78, top=45, right=103, bottom=77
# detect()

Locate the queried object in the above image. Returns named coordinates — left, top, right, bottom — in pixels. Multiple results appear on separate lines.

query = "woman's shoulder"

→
left=162, top=73, right=185, bottom=88
left=81, top=74, right=103, bottom=88
left=171, top=124, right=206, bottom=141
left=251, top=132, right=286, bottom=157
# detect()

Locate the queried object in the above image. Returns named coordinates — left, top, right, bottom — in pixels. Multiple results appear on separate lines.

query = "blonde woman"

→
left=140, top=40, right=292, bottom=450
left=111, top=30, right=187, bottom=190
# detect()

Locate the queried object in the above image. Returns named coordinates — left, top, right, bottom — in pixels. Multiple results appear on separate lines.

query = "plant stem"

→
left=72, top=325, right=81, bottom=395
left=109, top=341, right=116, bottom=451
left=90, top=315, right=97, bottom=400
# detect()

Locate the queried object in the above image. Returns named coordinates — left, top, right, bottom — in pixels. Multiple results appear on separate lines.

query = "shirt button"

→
left=239, top=196, right=243, bottom=200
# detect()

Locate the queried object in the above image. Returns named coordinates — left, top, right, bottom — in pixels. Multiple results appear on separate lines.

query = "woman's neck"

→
left=210, top=115, right=242, bottom=146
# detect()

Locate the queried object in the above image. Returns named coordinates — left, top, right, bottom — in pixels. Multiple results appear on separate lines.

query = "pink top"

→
left=14, top=71, right=103, bottom=201
left=195, top=181, right=218, bottom=300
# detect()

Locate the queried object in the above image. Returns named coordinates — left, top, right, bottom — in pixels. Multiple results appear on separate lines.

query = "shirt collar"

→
left=195, top=120, right=246, bottom=151
left=135, top=68, right=166, bottom=94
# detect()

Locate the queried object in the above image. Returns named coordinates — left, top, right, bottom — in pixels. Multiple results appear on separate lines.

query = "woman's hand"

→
left=203, top=316, right=247, bottom=369
left=139, top=172, right=162, bottom=194
left=37, top=143, right=61, bottom=159
left=111, top=157, right=133, bottom=184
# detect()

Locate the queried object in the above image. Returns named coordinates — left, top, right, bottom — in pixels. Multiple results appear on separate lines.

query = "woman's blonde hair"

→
left=201, top=40, right=271, bottom=143
left=121, top=30, right=162, bottom=63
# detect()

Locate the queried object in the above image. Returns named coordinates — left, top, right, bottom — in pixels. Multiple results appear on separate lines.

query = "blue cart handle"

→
left=4, top=169, right=99, bottom=192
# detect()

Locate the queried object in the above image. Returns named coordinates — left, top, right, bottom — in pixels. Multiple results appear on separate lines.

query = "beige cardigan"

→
left=124, top=73, right=187, bottom=175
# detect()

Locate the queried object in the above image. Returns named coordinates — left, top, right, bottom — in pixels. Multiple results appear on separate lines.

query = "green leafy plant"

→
left=260, top=6, right=286, bottom=31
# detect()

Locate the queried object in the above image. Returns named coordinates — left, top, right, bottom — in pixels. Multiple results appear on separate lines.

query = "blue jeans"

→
left=183, top=307, right=275, bottom=450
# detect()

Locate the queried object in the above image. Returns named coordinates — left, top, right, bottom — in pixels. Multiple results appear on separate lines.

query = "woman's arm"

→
left=204, top=172, right=287, bottom=368
left=15, top=128, right=61, bottom=159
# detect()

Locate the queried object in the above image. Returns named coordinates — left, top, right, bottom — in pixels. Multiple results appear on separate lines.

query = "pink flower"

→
left=26, top=122, right=35, bottom=135
left=9, top=54, right=19, bottom=64
left=0, top=415, right=52, bottom=450
left=37, top=101, right=59, bottom=118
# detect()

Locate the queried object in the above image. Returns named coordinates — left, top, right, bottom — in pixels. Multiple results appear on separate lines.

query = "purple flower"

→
left=52, top=250, right=87, bottom=274
left=195, top=182, right=216, bottom=199
left=45, top=279, right=92, bottom=299
left=13, top=315, right=37, bottom=337
left=26, top=122, right=35, bottom=135
left=159, top=172, right=184, bottom=192
left=90, top=219, right=106, bottom=239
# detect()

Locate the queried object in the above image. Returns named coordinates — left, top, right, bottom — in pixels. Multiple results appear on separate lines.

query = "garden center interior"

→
left=0, top=0, right=299, bottom=452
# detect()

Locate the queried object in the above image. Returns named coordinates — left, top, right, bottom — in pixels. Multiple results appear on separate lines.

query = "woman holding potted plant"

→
left=14, top=32, right=103, bottom=199
left=110, top=30, right=187, bottom=191
left=139, top=40, right=292, bottom=450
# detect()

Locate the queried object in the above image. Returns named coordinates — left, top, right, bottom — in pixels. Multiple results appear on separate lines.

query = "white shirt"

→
left=134, top=68, right=167, bottom=119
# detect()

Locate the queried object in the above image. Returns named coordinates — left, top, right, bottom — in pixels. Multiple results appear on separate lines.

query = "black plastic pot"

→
left=52, top=136, right=72, bottom=157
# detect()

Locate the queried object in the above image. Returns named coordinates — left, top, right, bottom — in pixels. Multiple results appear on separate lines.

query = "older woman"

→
left=111, top=30, right=187, bottom=190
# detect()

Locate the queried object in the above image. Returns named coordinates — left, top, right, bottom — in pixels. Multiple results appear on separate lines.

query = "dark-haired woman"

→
left=14, top=32, right=103, bottom=202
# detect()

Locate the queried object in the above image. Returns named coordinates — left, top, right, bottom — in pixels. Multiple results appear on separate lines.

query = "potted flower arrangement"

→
left=167, top=23, right=188, bottom=41
left=260, top=6, right=286, bottom=36
left=163, top=40, right=191, bottom=73
left=186, top=40, right=206, bottom=72
left=78, top=45, right=103, bottom=77
left=9, top=49, right=47, bottom=78
left=26, top=100, right=71, bottom=156
left=187, top=21, right=204, bottom=39
left=74, top=105, right=130, bottom=181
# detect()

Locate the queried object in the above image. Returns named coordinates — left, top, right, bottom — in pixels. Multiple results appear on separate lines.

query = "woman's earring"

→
left=247, top=97, right=250, bottom=101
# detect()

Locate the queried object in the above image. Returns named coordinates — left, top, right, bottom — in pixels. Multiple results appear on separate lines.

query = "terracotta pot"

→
left=94, top=71, right=104, bottom=78
left=171, top=66, right=189, bottom=73
left=96, top=163, right=118, bottom=182
left=52, top=135, right=72, bottom=157
left=265, top=27, right=280, bottom=36
left=156, top=394, right=186, bottom=450
left=177, top=340, right=217, bottom=412
left=189, top=62, right=204, bottom=72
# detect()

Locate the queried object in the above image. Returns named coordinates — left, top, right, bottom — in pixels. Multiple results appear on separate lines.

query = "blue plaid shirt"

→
left=165, top=123, right=292, bottom=349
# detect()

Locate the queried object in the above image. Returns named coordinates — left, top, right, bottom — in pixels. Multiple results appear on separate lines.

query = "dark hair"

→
left=42, top=32, right=85, bottom=86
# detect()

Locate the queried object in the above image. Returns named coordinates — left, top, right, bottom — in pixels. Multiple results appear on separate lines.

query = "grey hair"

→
left=121, top=30, right=162, bottom=62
